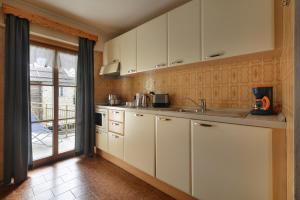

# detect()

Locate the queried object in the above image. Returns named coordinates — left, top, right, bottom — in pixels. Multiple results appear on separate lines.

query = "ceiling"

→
left=24, top=0, right=190, bottom=36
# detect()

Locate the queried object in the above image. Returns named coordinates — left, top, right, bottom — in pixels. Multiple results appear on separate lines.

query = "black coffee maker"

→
left=251, top=87, right=273, bottom=115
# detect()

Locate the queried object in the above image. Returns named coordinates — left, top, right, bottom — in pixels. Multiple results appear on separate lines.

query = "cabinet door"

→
left=108, top=132, right=124, bottom=160
left=103, top=37, right=120, bottom=65
left=156, top=116, right=190, bottom=194
left=168, top=0, right=201, bottom=66
left=96, top=130, right=108, bottom=152
left=124, top=112, right=155, bottom=176
left=120, top=29, right=137, bottom=75
left=137, top=14, right=167, bottom=72
left=202, top=0, right=274, bottom=60
left=191, top=120, right=272, bottom=200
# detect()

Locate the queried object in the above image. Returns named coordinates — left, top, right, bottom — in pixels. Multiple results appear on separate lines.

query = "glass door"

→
left=30, top=43, right=78, bottom=165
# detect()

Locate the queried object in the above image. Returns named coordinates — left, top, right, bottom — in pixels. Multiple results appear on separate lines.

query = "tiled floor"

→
left=0, top=156, right=174, bottom=200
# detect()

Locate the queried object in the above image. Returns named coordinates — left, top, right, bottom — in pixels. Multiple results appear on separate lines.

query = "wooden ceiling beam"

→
left=2, top=3, right=99, bottom=42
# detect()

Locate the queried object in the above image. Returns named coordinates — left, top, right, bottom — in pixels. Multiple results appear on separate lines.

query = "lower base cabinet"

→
left=96, top=130, right=108, bottom=152
left=191, top=120, right=273, bottom=200
left=108, top=132, right=124, bottom=160
left=124, top=112, right=155, bottom=176
left=156, top=116, right=190, bottom=194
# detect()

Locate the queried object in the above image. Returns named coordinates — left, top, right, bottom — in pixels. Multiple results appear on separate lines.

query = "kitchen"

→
left=0, top=0, right=296, bottom=199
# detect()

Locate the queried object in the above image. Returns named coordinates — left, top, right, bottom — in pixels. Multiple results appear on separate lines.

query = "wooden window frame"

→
left=30, top=38, right=78, bottom=168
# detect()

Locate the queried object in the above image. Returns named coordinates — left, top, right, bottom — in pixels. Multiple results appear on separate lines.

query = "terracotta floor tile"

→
left=0, top=157, right=174, bottom=200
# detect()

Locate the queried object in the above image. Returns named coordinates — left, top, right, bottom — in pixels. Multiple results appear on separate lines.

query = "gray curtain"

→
left=4, top=14, right=32, bottom=184
left=75, top=37, right=95, bottom=156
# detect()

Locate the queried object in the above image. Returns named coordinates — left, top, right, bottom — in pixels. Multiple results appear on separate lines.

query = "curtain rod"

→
left=2, top=3, right=99, bottom=41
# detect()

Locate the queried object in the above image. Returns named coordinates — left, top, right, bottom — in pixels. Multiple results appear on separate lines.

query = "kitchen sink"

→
left=170, top=107, right=249, bottom=118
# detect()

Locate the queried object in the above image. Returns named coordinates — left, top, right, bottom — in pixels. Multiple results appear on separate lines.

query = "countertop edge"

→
left=96, top=105, right=286, bottom=130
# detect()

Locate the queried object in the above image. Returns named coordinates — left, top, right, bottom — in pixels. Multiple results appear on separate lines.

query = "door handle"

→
left=194, top=122, right=213, bottom=127
left=158, top=117, right=171, bottom=121
left=112, top=122, right=120, bottom=126
left=127, top=69, right=136, bottom=73
left=171, top=59, right=183, bottom=65
left=134, top=114, right=143, bottom=117
left=155, top=63, right=166, bottom=68
left=206, top=52, right=225, bottom=59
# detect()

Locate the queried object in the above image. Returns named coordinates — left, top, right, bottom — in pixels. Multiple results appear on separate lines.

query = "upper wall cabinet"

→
left=202, top=0, right=274, bottom=60
left=103, top=37, right=120, bottom=65
left=120, top=29, right=137, bottom=76
left=168, top=0, right=201, bottom=66
left=137, top=14, right=168, bottom=72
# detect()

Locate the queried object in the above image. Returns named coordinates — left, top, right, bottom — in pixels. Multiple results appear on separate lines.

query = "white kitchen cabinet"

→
left=191, top=120, right=272, bottom=200
left=124, top=112, right=155, bottom=176
left=120, top=29, right=137, bottom=75
left=95, top=129, right=108, bottom=152
left=168, top=0, right=201, bottom=66
left=202, top=0, right=274, bottom=60
left=103, top=37, right=120, bottom=65
left=156, top=116, right=190, bottom=194
left=108, top=132, right=124, bottom=160
left=137, top=14, right=167, bottom=72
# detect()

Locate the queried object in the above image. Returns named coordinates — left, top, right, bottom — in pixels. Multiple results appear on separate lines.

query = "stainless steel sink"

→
left=170, top=107, right=249, bottom=118
left=176, top=108, right=201, bottom=113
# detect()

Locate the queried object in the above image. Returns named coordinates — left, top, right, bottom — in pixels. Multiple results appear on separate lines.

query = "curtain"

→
left=4, top=14, right=31, bottom=184
left=75, top=37, right=95, bottom=156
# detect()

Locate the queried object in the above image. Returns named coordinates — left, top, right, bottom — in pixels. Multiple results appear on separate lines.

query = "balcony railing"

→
left=31, top=102, right=76, bottom=137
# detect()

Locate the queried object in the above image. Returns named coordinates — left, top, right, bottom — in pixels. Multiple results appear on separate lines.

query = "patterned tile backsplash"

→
left=95, top=51, right=282, bottom=110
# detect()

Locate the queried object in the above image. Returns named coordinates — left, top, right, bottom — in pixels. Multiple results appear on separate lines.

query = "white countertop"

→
left=96, top=104, right=286, bottom=129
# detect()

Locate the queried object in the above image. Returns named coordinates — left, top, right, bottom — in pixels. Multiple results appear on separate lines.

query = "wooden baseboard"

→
left=97, top=149, right=196, bottom=200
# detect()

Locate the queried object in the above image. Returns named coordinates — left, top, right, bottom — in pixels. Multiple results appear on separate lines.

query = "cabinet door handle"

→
left=134, top=114, right=143, bottom=117
left=171, top=59, right=183, bottom=65
left=206, top=52, right=225, bottom=59
left=114, top=135, right=119, bottom=139
left=158, top=117, right=171, bottom=121
left=113, top=111, right=119, bottom=114
left=194, top=122, right=213, bottom=127
left=155, top=63, right=166, bottom=68
left=128, top=69, right=136, bottom=73
left=112, top=122, right=120, bottom=126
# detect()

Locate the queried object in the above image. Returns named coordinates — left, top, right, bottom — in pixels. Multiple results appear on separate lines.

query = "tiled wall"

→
left=280, top=1, right=295, bottom=199
left=95, top=52, right=282, bottom=110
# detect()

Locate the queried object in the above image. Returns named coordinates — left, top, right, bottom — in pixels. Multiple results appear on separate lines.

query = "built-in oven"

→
left=95, top=106, right=108, bottom=133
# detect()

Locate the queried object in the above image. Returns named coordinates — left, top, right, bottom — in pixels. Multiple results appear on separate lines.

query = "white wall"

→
left=1, top=0, right=108, bottom=51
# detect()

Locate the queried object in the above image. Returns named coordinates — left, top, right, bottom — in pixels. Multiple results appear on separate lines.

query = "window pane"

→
left=58, top=52, right=78, bottom=86
left=58, top=119, right=75, bottom=153
left=30, top=45, right=55, bottom=85
left=58, top=86, right=76, bottom=153
left=58, top=87, right=76, bottom=120
left=31, top=86, right=54, bottom=121
left=32, top=121, right=53, bottom=160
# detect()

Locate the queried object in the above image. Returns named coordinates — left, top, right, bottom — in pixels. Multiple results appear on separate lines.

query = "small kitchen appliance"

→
left=152, top=93, right=170, bottom=108
left=251, top=87, right=273, bottom=115
left=95, top=106, right=108, bottom=133
left=135, top=93, right=149, bottom=107
left=108, top=94, right=121, bottom=106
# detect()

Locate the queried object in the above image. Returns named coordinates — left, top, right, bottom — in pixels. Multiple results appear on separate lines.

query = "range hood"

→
left=99, top=61, right=120, bottom=76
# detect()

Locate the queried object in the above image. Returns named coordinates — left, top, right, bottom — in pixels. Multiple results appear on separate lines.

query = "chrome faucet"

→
left=199, top=98, right=206, bottom=112
left=186, top=97, right=207, bottom=113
